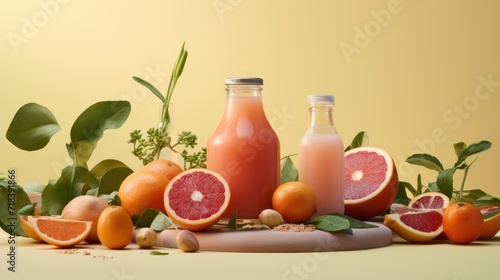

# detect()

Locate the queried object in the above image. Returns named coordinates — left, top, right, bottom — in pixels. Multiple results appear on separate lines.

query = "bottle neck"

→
left=226, top=84, right=263, bottom=97
left=308, top=106, right=338, bottom=133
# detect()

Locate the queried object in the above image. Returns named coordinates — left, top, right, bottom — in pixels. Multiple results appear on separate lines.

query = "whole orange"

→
left=142, top=159, right=183, bottom=181
left=97, top=205, right=134, bottom=249
left=61, top=195, right=109, bottom=243
left=272, top=181, right=316, bottom=224
left=443, top=202, right=484, bottom=244
left=118, top=169, right=170, bottom=218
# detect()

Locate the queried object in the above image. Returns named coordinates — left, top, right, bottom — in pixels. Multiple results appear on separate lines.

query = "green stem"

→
left=457, top=165, right=470, bottom=202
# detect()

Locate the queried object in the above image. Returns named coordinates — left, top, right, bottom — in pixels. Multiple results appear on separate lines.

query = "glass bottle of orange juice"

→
left=207, top=77, right=280, bottom=219
left=299, top=94, right=345, bottom=216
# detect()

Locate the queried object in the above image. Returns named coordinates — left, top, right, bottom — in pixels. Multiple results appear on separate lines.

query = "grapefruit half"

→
left=384, top=209, right=444, bottom=242
left=29, top=216, right=92, bottom=248
left=344, top=147, right=399, bottom=220
left=164, top=168, right=230, bottom=231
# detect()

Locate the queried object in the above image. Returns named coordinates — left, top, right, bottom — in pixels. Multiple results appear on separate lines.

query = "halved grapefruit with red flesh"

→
left=29, top=216, right=92, bottom=248
left=408, top=192, right=450, bottom=210
left=164, top=168, right=230, bottom=231
left=344, top=147, right=399, bottom=220
left=384, top=209, right=444, bottom=242
left=478, top=205, right=500, bottom=240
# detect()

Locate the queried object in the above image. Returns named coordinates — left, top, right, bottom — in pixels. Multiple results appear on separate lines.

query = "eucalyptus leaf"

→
left=428, top=182, right=439, bottom=192
left=406, top=154, right=444, bottom=172
left=327, top=213, right=377, bottom=228
left=436, top=168, right=454, bottom=198
left=306, top=214, right=351, bottom=233
left=133, top=76, right=165, bottom=103
left=90, top=159, right=130, bottom=179
left=135, top=209, right=172, bottom=231
left=453, top=142, right=467, bottom=158
left=394, top=181, right=412, bottom=205
left=455, top=140, right=492, bottom=167
left=97, top=167, right=133, bottom=196
left=6, top=103, right=61, bottom=151
left=344, top=131, right=369, bottom=151
left=0, top=182, right=32, bottom=236
left=280, top=155, right=298, bottom=184
left=69, top=101, right=131, bottom=165
left=41, top=165, right=99, bottom=215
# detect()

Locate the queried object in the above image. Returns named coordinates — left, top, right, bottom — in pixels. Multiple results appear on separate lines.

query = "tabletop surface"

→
left=1, top=229, right=499, bottom=280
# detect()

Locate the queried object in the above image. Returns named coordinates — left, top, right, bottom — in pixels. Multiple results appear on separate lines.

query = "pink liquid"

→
left=299, top=133, right=344, bottom=215
left=207, top=96, right=280, bottom=219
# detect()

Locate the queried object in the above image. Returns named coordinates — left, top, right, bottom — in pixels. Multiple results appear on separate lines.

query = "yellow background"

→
left=1, top=0, right=499, bottom=197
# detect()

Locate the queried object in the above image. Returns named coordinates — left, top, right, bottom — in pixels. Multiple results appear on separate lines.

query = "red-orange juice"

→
left=207, top=78, right=280, bottom=219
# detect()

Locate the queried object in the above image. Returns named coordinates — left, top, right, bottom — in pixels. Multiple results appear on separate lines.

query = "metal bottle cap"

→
left=224, top=77, right=263, bottom=85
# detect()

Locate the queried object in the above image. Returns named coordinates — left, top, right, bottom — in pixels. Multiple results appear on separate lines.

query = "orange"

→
left=97, top=205, right=134, bottom=249
left=272, top=181, right=316, bottom=224
left=29, top=216, right=92, bottom=248
left=478, top=205, right=500, bottom=240
left=61, top=195, right=109, bottom=243
left=443, top=202, right=484, bottom=244
left=142, top=159, right=183, bottom=181
left=164, top=168, right=230, bottom=231
left=18, top=215, right=44, bottom=242
left=344, top=147, right=399, bottom=220
left=384, top=209, right=443, bottom=242
left=118, top=169, right=170, bottom=217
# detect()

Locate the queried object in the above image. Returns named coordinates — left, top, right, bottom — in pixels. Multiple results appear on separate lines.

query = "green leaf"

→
left=306, top=214, right=351, bottom=233
left=280, top=155, right=298, bottom=184
left=0, top=181, right=32, bottom=236
left=327, top=213, right=377, bottom=228
left=6, top=103, right=61, bottom=151
left=460, top=189, right=500, bottom=207
left=453, top=142, right=467, bottom=158
left=135, top=209, right=172, bottom=231
left=344, top=131, right=369, bottom=152
left=406, top=154, right=444, bottom=172
left=228, top=208, right=238, bottom=230
left=393, top=182, right=412, bottom=205
left=173, top=42, right=188, bottom=78
left=69, top=101, right=131, bottom=165
left=436, top=168, right=454, bottom=198
left=90, top=159, right=130, bottom=179
left=96, top=167, right=133, bottom=196
left=41, top=165, right=99, bottom=215
left=455, top=140, right=492, bottom=167
left=150, top=251, right=169, bottom=255
left=133, top=76, right=165, bottom=103
left=17, top=204, right=35, bottom=216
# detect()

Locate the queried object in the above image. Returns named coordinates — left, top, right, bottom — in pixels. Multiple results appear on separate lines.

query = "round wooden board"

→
left=155, top=222, right=392, bottom=253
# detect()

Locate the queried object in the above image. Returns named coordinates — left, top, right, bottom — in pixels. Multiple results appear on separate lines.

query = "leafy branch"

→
left=128, top=42, right=206, bottom=168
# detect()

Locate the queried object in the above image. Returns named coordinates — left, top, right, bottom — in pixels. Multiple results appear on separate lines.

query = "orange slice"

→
left=29, top=216, right=92, bottom=248
left=384, top=209, right=443, bottom=243
left=18, top=215, right=44, bottom=242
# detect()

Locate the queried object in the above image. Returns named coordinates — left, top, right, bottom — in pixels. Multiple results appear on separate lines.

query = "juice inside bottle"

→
left=207, top=77, right=280, bottom=219
left=299, top=95, right=345, bottom=215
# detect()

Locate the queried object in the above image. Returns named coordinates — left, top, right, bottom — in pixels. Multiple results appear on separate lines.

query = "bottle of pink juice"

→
left=207, top=77, right=280, bottom=219
left=299, top=95, right=345, bottom=216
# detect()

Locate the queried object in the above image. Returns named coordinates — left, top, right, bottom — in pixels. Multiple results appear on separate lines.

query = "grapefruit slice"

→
left=164, top=168, right=230, bottom=231
left=29, top=216, right=92, bottom=248
left=478, top=205, right=500, bottom=240
left=408, top=192, right=450, bottom=210
left=344, top=147, right=399, bottom=220
left=18, top=215, right=45, bottom=242
left=384, top=209, right=444, bottom=242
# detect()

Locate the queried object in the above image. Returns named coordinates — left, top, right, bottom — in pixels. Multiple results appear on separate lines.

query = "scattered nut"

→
left=259, top=209, right=285, bottom=228
left=135, top=228, right=157, bottom=249
left=176, top=230, right=199, bottom=252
